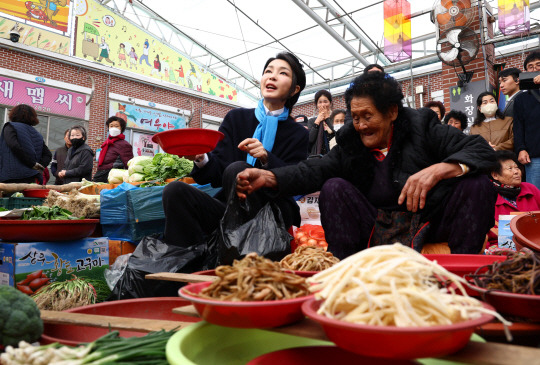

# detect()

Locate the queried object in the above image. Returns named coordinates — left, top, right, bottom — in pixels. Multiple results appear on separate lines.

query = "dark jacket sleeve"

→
left=512, top=92, right=526, bottom=153
left=51, top=150, right=58, bottom=176
left=39, top=143, right=52, bottom=167
left=266, top=125, right=308, bottom=169
left=119, top=141, right=134, bottom=168
left=3, top=123, right=35, bottom=168
left=65, top=147, right=94, bottom=179
left=307, top=117, right=320, bottom=146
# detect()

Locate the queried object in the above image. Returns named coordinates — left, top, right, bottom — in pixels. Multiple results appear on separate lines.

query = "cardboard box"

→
left=0, top=237, right=109, bottom=294
left=108, top=240, right=136, bottom=265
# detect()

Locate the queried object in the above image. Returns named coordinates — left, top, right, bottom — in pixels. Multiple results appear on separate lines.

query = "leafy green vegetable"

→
left=141, top=153, right=193, bottom=181
left=0, top=207, right=7, bottom=212
left=0, top=285, right=43, bottom=346
left=21, top=206, right=81, bottom=220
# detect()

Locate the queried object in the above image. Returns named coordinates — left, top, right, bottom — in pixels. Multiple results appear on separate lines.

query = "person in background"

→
left=425, top=101, right=446, bottom=122
left=513, top=51, right=540, bottom=189
left=363, top=64, right=385, bottom=74
left=498, top=68, right=521, bottom=118
left=294, top=114, right=309, bottom=129
left=51, top=129, right=71, bottom=185
left=58, top=125, right=94, bottom=183
left=486, top=151, right=540, bottom=248
left=162, top=52, right=308, bottom=249
left=308, top=90, right=335, bottom=156
left=443, top=110, right=468, bottom=132
left=236, top=72, right=497, bottom=257
left=93, top=116, right=133, bottom=183
left=470, top=91, right=513, bottom=151
left=328, top=109, right=346, bottom=150
left=0, top=104, right=51, bottom=184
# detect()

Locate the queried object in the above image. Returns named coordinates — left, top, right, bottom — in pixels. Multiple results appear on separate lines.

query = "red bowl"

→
left=151, top=128, right=225, bottom=156
left=423, top=254, right=506, bottom=277
left=302, top=298, right=494, bottom=360
left=510, top=212, right=540, bottom=252
left=41, top=297, right=201, bottom=346
left=22, top=189, right=50, bottom=198
left=466, top=284, right=540, bottom=321
left=0, top=219, right=99, bottom=242
left=179, top=281, right=313, bottom=328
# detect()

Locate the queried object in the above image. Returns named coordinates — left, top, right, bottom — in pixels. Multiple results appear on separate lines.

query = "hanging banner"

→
left=109, top=101, right=186, bottom=133
left=498, top=0, right=530, bottom=36
left=0, top=0, right=72, bottom=34
left=76, top=0, right=238, bottom=101
left=383, top=0, right=412, bottom=63
left=0, top=76, right=87, bottom=119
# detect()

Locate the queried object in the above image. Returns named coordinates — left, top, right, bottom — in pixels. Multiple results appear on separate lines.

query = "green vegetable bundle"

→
left=128, top=153, right=194, bottom=182
left=21, top=206, right=81, bottom=220
left=0, top=285, right=43, bottom=347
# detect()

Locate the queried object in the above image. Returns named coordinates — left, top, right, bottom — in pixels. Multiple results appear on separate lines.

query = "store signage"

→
left=449, top=80, right=494, bottom=133
left=109, top=101, right=186, bottom=133
left=35, top=77, right=46, bottom=83
left=0, top=76, right=87, bottom=119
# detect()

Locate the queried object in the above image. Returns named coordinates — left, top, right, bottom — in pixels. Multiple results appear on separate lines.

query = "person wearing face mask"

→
left=308, top=90, right=335, bottom=156
left=93, top=116, right=134, bottom=183
left=470, top=91, right=513, bottom=151
left=58, top=125, right=94, bottom=183
left=51, top=129, right=72, bottom=185
left=328, top=109, right=346, bottom=150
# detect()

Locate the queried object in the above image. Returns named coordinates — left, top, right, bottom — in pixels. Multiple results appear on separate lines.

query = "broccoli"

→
left=0, top=286, right=43, bottom=346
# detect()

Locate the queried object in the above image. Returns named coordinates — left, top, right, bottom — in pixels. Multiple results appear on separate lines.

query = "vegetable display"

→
left=45, top=190, right=100, bottom=218
left=293, top=224, right=328, bottom=251
left=471, top=251, right=540, bottom=295
left=0, top=285, right=43, bottom=347
left=190, top=253, right=310, bottom=301
left=307, top=243, right=511, bottom=328
left=280, top=246, right=340, bottom=271
left=21, top=206, right=80, bottom=220
left=107, top=168, right=127, bottom=184
left=1, top=330, right=173, bottom=364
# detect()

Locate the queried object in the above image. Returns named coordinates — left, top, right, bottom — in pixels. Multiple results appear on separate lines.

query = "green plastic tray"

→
left=0, top=197, right=44, bottom=210
left=166, top=322, right=484, bottom=365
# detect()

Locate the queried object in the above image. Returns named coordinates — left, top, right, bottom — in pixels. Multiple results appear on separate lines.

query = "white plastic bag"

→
left=104, top=253, right=132, bottom=290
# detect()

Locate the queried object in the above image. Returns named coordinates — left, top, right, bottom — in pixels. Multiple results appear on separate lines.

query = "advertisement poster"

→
left=109, top=101, right=185, bottom=133
left=0, top=0, right=72, bottom=34
left=0, top=76, right=87, bottom=119
left=132, top=131, right=159, bottom=157
left=0, top=17, right=70, bottom=55
left=76, top=0, right=238, bottom=101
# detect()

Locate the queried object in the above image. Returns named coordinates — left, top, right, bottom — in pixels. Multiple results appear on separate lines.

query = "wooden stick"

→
left=40, top=310, right=191, bottom=333
left=145, top=272, right=217, bottom=283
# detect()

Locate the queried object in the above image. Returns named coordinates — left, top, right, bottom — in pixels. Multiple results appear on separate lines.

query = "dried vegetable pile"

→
left=192, top=253, right=310, bottom=301
left=280, top=246, right=340, bottom=271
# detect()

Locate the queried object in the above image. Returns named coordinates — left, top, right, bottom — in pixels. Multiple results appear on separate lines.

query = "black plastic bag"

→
left=213, top=194, right=292, bottom=266
left=108, top=234, right=208, bottom=300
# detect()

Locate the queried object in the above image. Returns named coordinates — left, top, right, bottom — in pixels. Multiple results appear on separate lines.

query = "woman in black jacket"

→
left=307, top=90, right=334, bottom=156
left=162, top=52, right=308, bottom=249
left=237, top=72, right=498, bottom=257
left=58, top=125, right=94, bottom=183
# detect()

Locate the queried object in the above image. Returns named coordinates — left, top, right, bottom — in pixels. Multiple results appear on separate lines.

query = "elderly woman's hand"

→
left=58, top=170, right=66, bottom=178
left=239, top=138, right=268, bottom=165
left=398, top=163, right=462, bottom=212
left=236, top=168, right=277, bottom=199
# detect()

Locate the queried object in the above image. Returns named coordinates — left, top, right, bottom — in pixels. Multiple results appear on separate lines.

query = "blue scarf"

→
left=247, top=99, right=289, bottom=166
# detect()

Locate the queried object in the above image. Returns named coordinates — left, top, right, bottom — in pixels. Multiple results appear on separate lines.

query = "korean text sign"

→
left=109, top=101, right=186, bottom=132
left=0, top=76, right=87, bottom=119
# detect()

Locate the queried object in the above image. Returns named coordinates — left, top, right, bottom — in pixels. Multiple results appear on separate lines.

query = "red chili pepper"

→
left=28, top=278, right=50, bottom=291
left=16, top=284, right=34, bottom=295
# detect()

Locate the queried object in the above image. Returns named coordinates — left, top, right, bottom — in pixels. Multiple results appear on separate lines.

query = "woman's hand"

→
left=323, top=122, right=333, bottom=134
left=236, top=168, right=277, bottom=199
left=518, top=150, right=531, bottom=165
left=534, top=74, right=540, bottom=84
left=238, top=138, right=268, bottom=165
left=398, top=163, right=462, bottom=212
left=58, top=170, right=66, bottom=178
left=314, top=107, right=330, bottom=126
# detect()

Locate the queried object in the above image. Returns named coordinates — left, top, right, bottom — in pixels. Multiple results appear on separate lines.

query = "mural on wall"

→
left=75, top=0, right=238, bottom=101
left=0, top=0, right=71, bottom=33
left=0, top=17, right=69, bottom=54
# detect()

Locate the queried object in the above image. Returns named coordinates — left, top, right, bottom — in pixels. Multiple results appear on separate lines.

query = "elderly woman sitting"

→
left=236, top=72, right=498, bottom=258
left=487, top=151, right=540, bottom=248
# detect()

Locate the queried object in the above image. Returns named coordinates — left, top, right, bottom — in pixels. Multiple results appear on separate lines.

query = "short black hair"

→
left=491, top=150, right=519, bottom=175
left=314, top=89, right=332, bottom=106
left=425, top=101, right=446, bottom=119
left=443, top=110, right=468, bottom=131
left=263, top=52, right=306, bottom=114
left=524, top=51, right=540, bottom=69
left=364, top=64, right=385, bottom=74
left=498, top=67, right=520, bottom=82
left=8, top=104, right=39, bottom=126
left=106, top=116, right=127, bottom=132
left=330, top=109, right=346, bottom=123
left=70, top=125, right=87, bottom=140
left=345, top=72, right=403, bottom=115
left=474, top=91, right=504, bottom=126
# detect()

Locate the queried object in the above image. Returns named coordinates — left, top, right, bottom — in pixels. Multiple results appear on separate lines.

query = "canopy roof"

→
left=101, top=0, right=540, bottom=105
